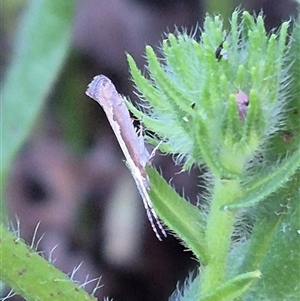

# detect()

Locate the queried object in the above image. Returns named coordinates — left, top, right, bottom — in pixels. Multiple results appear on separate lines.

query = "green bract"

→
left=127, top=11, right=290, bottom=175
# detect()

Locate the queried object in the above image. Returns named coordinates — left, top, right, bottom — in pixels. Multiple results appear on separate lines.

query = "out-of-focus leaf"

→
left=1, top=0, right=75, bottom=219
left=1, top=0, right=74, bottom=179
left=147, top=166, right=208, bottom=263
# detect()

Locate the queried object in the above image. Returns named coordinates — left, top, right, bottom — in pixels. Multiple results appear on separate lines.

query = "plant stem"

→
left=200, top=178, right=239, bottom=294
left=0, top=224, right=97, bottom=301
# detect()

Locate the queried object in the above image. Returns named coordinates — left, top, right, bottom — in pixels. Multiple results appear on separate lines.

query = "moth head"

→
left=86, top=75, right=113, bottom=101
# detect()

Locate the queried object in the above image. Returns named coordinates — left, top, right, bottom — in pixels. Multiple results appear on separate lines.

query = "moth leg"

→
left=142, top=192, right=167, bottom=241
left=148, top=141, right=163, bottom=163
left=134, top=171, right=167, bottom=240
left=135, top=123, right=151, bottom=166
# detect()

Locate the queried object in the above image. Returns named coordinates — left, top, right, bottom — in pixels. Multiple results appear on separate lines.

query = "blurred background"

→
left=1, top=0, right=298, bottom=300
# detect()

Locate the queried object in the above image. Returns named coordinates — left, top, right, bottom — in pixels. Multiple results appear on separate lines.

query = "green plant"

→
left=1, top=6, right=299, bottom=301
left=126, top=10, right=300, bottom=300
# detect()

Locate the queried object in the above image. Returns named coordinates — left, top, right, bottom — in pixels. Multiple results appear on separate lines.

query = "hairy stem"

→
left=0, top=224, right=97, bottom=301
left=201, top=178, right=239, bottom=293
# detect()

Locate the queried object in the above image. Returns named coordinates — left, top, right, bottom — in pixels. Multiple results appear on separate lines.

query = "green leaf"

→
left=145, top=46, right=194, bottom=114
left=127, top=54, right=169, bottom=112
left=194, top=117, right=241, bottom=178
left=222, top=94, right=242, bottom=146
left=125, top=98, right=179, bottom=140
left=1, top=0, right=74, bottom=181
left=288, top=21, right=300, bottom=99
left=237, top=209, right=283, bottom=276
left=242, top=89, right=264, bottom=150
left=199, top=271, right=261, bottom=301
left=169, top=273, right=201, bottom=301
left=222, top=150, right=300, bottom=210
left=162, top=35, right=200, bottom=92
left=146, top=166, right=208, bottom=263
left=243, top=172, right=300, bottom=300
left=0, top=225, right=97, bottom=301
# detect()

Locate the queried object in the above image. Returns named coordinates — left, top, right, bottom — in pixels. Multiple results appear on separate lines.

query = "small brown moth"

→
left=86, top=75, right=166, bottom=240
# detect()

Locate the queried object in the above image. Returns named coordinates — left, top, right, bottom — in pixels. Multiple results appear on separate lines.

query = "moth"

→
left=86, top=75, right=167, bottom=240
